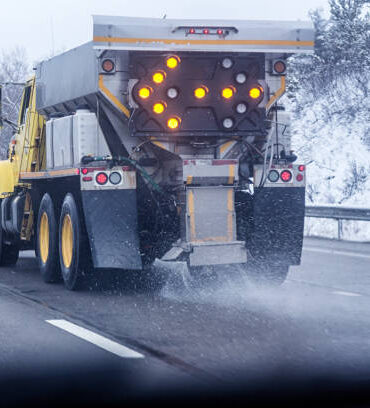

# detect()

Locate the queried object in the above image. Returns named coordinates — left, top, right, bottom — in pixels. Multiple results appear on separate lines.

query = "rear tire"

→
left=37, top=193, right=60, bottom=283
left=0, top=202, right=19, bottom=267
left=59, top=193, right=90, bottom=291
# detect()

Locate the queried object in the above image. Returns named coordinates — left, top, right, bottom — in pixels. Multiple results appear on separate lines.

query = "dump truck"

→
left=0, top=16, right=314, bottom=290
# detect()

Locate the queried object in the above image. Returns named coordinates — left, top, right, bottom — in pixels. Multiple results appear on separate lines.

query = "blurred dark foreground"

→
left=2, top=361, right=370, bottom=408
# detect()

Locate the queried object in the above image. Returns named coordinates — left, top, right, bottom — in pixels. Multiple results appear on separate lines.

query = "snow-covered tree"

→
left=326, top=0, right=370, bottom=72
left=286, top=0, right=370, bottom=206
left=0, top=47, right=30, bottom=159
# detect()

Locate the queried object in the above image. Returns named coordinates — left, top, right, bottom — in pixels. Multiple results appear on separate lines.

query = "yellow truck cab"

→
left=0, top=77, right=45, bottom=264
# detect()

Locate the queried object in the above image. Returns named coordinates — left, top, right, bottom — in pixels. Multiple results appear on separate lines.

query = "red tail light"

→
left=96, top=172, right=108, bottom=185
left=298, top=165, right=305, bottom=172
left=296, top=174, right=304, bottom=182
left=280, top=170, right=292, bottom=182
left=81, top=168, right=88, bottom=175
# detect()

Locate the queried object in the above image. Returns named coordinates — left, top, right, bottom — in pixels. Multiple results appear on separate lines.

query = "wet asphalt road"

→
left=1, top=237, right=370, bottom=403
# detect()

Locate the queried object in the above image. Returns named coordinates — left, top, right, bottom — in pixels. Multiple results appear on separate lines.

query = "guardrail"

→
left=305, top=205, right=370, bottom=240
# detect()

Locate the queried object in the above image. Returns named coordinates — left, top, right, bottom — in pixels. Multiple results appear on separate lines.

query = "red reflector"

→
left=298, top=165, right=305, bottom=172
left=296, top=174, right=304, bottom=182
left=82, top=176, right=92, bottom=182
left=122, top=166, right=131, bottom=172
left=189, top=28, right=195, bottom=34
left=217, top=29, right=224, bottom=35
left=203, top=29, right=209, bottom=34
left=280, top=170, right=292, bottom=182
left=273, top=60, right=286, bottom=74
left=96, top=172, right=108, bottom=185
left=102, top=59, right=115, bottom=73
left=81, top=168, right=88, bottom=175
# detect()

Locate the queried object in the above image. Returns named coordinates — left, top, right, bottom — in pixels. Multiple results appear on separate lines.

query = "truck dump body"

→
left=36, top=42, right=99, bottom=115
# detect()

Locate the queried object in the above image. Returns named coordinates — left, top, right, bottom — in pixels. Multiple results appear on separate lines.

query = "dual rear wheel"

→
left=37, top=193, right=89, bottom=290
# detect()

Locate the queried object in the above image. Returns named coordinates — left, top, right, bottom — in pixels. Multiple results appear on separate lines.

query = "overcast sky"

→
left=1, top=0, right=329, bottom=65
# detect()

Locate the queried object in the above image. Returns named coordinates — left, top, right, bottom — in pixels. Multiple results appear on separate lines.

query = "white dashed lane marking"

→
left=331, top=291, right=362, bottom=297
left=46, top=319, right=144, bottom=359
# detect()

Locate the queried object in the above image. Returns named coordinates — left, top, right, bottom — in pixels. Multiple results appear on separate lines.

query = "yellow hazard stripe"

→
left=227, top=189, right=234, bottom=241
left=98, top=74, right=130, bottom=118
left=266, top=75, right=286, bottom=110
left=219, top=141, right=235, bottom=156
left=188, top=190, right=196, bottom=241
left=151, top=140, right=166, bottom=150
left=192, top=236, right=230, bottom=243
left=228, top=165, right=235, bottom=185
left=20, top=168, right=79, bottom=179
left=94, top=36, right=314, bottom=48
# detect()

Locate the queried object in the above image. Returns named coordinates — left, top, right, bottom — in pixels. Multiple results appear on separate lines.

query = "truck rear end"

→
left=1, top=16, right=314, bottom=289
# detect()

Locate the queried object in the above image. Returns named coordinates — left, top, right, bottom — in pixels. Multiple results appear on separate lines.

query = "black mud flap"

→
left=81, top=190, right=142, bottom=270
left=237, top=187, right=305, bottom=265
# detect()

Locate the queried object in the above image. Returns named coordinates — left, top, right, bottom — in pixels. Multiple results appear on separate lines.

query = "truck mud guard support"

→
left=247, top=165, right=306, bottom=265
left=80, top=168, right=142, bottom=271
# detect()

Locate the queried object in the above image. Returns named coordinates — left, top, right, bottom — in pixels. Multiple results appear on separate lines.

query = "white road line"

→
left=304, top=246, right=370, bottom=260
left=46, top=319, right=144, bottom=359
left=332, top=290, right=362, bottom=297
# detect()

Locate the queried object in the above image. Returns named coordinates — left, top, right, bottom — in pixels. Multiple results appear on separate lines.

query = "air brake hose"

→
left=116, top=156, right=163, bottom=194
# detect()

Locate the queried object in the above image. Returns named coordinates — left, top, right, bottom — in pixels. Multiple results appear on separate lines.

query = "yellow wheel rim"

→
left=61, top=214, right=73, bottom=268
left=39, top=212, right=49, bottom=264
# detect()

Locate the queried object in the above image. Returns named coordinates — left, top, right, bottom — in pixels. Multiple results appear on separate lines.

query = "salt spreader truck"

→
left=0, top=16, right=314, bottom=290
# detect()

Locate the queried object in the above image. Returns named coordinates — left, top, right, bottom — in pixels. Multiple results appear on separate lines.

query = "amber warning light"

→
left=152, top=71, right=166, bottom=84
left=167, top=117, right=180, bottom=129
left=194, top=86, right=208, bottom=99
left=138, top=87, right=152, bottom=99
left=153, top=102, right=166, bottom=114
left=222, top=87, right=235, bottom=99
left=249, top=87, right=262, bottom=99
left=166, top=56, right=180, bottom=69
